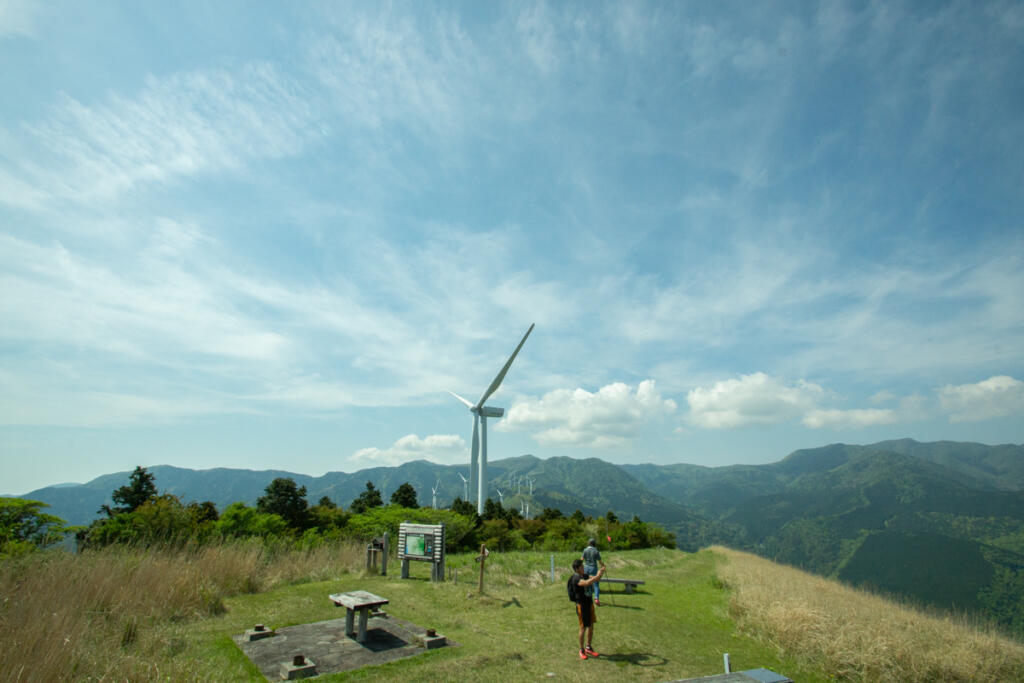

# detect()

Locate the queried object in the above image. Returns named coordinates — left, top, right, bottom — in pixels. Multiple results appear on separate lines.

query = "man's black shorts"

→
left=576, top=601, right=595, bottom=628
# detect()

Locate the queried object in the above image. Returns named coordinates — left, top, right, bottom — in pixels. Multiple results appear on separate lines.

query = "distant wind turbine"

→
left=448, top=323, right=535, bottom=515
left=495, top=488, right=504, bottom=505
left=457, top=472, right=468, bottom=501
left=431, top=478, right=440, bottom=509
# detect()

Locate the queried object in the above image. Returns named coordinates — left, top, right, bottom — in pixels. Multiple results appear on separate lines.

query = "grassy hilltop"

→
left=3, top=544, right=1024, bottom=682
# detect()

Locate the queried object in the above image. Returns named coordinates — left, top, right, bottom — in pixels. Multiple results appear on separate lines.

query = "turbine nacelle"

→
left=479, top=406, right=504, bottom=418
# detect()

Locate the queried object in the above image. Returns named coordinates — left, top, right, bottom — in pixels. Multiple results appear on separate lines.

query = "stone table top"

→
left=329, top=590, right=389, bottom=610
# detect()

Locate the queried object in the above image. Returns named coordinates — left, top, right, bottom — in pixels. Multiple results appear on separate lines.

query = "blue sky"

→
left=2, top=1, right=1023, bottom=495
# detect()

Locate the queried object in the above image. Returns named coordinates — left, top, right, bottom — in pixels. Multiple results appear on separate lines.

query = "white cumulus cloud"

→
left=802, top=408, right=898, bottom=429
left=502, top=380, right=676, bottom=448
left=686, top=372, right=825, bottom=428
left=349, top=433, right=467, bottom=467
left=938, top=375, right=1024, bottom=422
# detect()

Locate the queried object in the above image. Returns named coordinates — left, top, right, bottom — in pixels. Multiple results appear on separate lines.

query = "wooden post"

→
left=475, top=543, right=489, bottom=594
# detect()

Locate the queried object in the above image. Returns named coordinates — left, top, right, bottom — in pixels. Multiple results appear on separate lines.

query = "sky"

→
left=2, top=0, right=1023, bottom=495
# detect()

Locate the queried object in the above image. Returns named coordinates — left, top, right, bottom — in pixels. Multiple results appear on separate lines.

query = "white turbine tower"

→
left=457, top=472, right=469, bottom=501
left=449, top=323, right=534, bottom=516
left=431, top=478, right=440, bottom=509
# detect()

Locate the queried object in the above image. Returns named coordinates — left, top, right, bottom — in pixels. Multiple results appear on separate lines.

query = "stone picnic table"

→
left=329, top=590, right=389, bottom=643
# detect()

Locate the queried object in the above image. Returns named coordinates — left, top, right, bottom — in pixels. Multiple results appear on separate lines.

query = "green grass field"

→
left=155, top=548, right=827, bottom=682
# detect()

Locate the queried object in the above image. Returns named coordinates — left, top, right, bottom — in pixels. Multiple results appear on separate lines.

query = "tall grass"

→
left=0, top=540, right=364, bottom=682
left=713, top=546, right=1024, bottom=682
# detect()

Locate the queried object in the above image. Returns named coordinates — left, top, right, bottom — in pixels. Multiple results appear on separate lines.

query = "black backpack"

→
left=567, top=574, right=577, bottom=603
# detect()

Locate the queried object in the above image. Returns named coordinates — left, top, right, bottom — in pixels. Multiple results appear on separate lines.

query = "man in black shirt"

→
left=570, top=557, right=605, bottom=659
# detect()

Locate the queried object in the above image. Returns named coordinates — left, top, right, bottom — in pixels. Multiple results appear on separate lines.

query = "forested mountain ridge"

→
left=16, top=439, right=1024, bottom=634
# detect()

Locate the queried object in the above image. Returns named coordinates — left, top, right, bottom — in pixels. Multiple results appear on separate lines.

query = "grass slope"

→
left=163, top=548, right=825, bottom=682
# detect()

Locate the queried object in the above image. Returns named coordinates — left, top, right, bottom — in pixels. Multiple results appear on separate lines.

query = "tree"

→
left=483, top=497, right=504, bottom=521
left=189, top=501, right=219, bottom=524
left=449, top=497, right=477, bottom=519
left=102, top=466, right=157, bottom=516
left=317, top=496, right=336, bottom=508
left=606, top=510, right=618, bottom=523
left=571, top=509, right=586, bottom=524
left=0, top=498, right=68, bottom=554
left=390, top=482, right=419, bottom=508
left=257, top=478, right=310, bottom=529
left=215, top=502, right=289, bottom=538
left=538, top=507, right=564, bottom=521
left=350, top=481, right=383, bottom=514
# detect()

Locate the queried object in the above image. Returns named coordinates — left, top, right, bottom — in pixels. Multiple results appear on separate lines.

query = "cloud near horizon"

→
left=686, top=373, right=826, bottom=429
left=348, top=433, right=467, bottom=468
left=938, top=376, right=1024, bottom=423
left=502, top=380, right=676, bottom=448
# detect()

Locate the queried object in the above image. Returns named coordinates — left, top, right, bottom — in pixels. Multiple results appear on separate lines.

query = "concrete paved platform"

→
left=232, top=614, right=457, bottom=680
left=670, top=669, right=792, bottom=683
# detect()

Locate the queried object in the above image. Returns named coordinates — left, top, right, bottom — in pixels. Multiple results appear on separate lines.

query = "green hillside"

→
left=20, top=439, right=1024, bottom=636
left=113, top=548, right=833, bottom=682
left=642, top=443, right=1024, bottom=636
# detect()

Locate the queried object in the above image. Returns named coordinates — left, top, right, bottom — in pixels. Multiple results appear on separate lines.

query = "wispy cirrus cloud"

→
left=2, top=63, right=316, bottom=209
left=0, top=0, right=37, bottom=38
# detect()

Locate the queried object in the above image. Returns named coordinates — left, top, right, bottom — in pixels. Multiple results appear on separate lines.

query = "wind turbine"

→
left=431, top=478, right=440, bottom=509
left=527, top=477, right=535, bottom=495
left=449, top=323, right=535, bottom=515
left=495, top=488, right=504, bottom=505
left=457, top=472, right=468, bottom=501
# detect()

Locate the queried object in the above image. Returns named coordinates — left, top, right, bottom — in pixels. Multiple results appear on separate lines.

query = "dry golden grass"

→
left=0, top=540, right=365, bottom=682
left=712, top=546, right=1024, bottom=682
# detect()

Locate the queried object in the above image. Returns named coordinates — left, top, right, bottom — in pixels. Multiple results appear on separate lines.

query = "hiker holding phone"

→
left=569, top=557, right=605, bottom=659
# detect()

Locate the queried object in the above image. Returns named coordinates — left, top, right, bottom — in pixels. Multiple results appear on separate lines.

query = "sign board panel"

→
left=398, top=522, right=446, bottom=581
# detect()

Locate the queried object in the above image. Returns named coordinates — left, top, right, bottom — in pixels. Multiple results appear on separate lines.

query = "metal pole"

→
left=550, top=554, right=555, bottom=582
left=478, top=543, right=487, bottom=594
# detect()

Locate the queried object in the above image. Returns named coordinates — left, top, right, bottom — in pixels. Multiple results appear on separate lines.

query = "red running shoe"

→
left=578, top=650, right=588, bottom=660
left=585, top=646, right=600, bottom=657
left=594, top=599, right=601, bottom=606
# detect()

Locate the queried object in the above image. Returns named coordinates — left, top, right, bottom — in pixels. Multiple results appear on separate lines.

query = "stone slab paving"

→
left=669, top=669, right=792, bottom=683
left=232, top=615, right=457, bottom=680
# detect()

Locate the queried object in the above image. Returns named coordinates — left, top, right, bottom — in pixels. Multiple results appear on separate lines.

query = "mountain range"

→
left=15, top=438, right=1024, bottom=635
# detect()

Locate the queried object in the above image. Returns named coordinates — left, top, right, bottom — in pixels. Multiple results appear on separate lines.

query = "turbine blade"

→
left=447, top=390, right=474, bottom=409
left=476, top=323, right=535, bottom=408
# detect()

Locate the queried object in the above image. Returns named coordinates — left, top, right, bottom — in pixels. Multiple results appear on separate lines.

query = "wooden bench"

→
left=329, top=590, right=389, bottom=643
left=598, top=577, right=645, bottom=594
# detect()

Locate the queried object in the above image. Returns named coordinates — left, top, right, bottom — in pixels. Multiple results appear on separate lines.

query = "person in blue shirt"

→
left=582, top=538, right=603, bottom=605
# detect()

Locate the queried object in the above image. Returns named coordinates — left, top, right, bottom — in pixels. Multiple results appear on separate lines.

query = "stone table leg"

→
left=345, top=608, right=355, bottom=637
left=357, top=607, right=369, bottom=642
